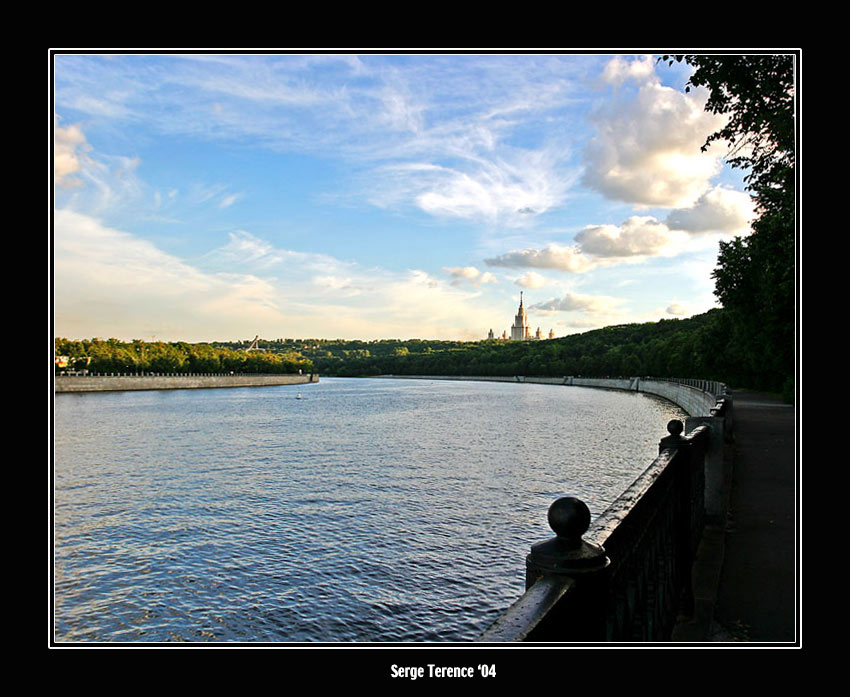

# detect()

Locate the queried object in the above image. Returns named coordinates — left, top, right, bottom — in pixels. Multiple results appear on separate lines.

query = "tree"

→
left=663, top=54, right=797, bottom=395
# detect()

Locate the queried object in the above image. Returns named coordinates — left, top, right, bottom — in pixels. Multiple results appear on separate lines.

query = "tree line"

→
left=54, top=302, right=791, bottom=401
left=296, top=307, right=790, bottom=400
left=54, top=337, right=314, bottom=375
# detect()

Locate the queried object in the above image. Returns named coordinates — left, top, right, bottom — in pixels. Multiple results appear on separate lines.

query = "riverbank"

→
left=54, top=373, right=318, bottom=393
left=374, top=374, right=723, bottom=416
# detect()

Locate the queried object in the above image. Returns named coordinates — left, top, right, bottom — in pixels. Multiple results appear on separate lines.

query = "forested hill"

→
left=299, top=308, right=789, bottom=398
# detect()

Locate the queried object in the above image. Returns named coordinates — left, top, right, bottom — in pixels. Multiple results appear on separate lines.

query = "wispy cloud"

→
left=54, top=54, right=594, bottom=228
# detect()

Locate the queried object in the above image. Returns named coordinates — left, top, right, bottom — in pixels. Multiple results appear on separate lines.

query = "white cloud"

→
left=583, top=61, right=728, bottom=208
left=515, top=271, right=548, bottom=289
left=485, top=216, right=685, bottom=273
left=381, top=147, right=574, bottom=227
left=444, top=265, right=482, bottom=281
left=443, top=265, right=499, bottom=287
left=378, top=83, right=425, bottom=133
left=575, top=215, right=687, bottom=258
left=218, top=193, right=243, bottom=209
left=532, top=291, right=625, bottom=316
left=665, top=301, right=691, bottom=316
left=665, top=185, right=755, bottom=235
left=485, top=243, right=595, bottom=273
left=600, top=55, right=657, bottom=87
left=54, top=116, right=89, bottom=188
left=486, top=202, right=740, bottom=277
left=208, top=230, right=298, bottom=270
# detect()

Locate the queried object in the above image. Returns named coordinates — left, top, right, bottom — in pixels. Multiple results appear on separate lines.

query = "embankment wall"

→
left=377, top=375, right=722, bottom=417
left=55, top=373, right=318, bottom=393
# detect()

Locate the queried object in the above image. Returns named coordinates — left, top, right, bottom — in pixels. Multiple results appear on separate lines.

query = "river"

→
left=52, top=377, right=686, bottom=643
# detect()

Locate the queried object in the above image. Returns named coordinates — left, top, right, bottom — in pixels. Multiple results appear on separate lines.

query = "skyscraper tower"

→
left=511, top=292, right=530, bottom=341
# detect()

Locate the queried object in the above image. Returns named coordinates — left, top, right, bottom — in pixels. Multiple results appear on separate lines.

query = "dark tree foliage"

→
left=296, top=310, right=740, bottom=385
left=662, top=54, right=797, bottom=397
left=54, top=337, right=314, bottom=375
left=668, top=55, right=795, bottom=199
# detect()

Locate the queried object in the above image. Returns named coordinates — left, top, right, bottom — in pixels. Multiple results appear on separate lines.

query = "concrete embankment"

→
left=55, top=373, right=319, bottom=393
left=376, top=375, right=721, bottom=417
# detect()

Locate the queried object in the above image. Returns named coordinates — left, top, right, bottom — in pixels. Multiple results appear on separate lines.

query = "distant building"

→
left=510, top=292, right=531, bottom=341
left=489, top=293, right=555, bottom=341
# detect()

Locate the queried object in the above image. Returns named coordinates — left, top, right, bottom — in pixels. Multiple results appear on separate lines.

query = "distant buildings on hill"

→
left=488, top=293, right=554, bottom=341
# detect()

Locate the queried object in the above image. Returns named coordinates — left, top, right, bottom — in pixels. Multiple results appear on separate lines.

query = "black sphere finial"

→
left=667, top=419, right=684, bottom=436
left=547, top=496, right=591, bottom=544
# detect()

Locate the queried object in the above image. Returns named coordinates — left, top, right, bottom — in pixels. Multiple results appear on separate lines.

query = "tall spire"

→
left=511, top=292, right=530, bottom=341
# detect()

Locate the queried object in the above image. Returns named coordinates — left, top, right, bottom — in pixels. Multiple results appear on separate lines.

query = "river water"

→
left=52, top=377, right=685, bottom=643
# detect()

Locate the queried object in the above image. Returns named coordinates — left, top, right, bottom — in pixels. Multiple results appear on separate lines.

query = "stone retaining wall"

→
left=55, top=373, right=318, bottom=393
left=376, top=375, right=724, bottom=418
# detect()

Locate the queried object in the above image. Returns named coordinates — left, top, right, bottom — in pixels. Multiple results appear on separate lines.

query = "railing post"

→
left=686, top=415, right=724, bottom=524
left=658, top=419, right=707, bottom=621
left=659, top=418, right=686, bottom=453
left=524, top=497, right=610, bottom=641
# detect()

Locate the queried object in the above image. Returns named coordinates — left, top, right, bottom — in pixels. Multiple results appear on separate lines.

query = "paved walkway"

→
left=674, top=390, right=798, bottom=644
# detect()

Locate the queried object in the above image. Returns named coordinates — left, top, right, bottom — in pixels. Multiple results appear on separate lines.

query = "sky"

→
left=52, top=52, right=756, bottom=343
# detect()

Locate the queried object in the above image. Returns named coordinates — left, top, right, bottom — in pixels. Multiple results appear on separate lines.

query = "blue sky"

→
left=52, top=52, right=755, bottom=342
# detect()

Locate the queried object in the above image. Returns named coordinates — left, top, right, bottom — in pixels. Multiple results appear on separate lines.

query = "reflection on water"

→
left=53, top=377, right=685, bottom=642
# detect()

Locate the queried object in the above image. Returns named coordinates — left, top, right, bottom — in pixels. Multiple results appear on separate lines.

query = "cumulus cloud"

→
left=665, top=301, right=690, bottom=316
left=485, top=195, right=747, bottom=277
left=665, top=185, right=755, bottom=235
left=532, top=291, right=624, bottom=315
left=485, top=216, right=687, bottom=274
left=54, top=116, right=89, bottom=188
left=600, top=54, right=657, bottom=87
left=515, top=271, right=548, bottom=289
left=583, top=58, right=728, bottom=208
left=575, top=216, right=686, bottom=258
left=485, top=243, right=595, bottom=273
left=443, top=265, right=499, bottom=286
left=444, top=265, right=482, bottom=281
